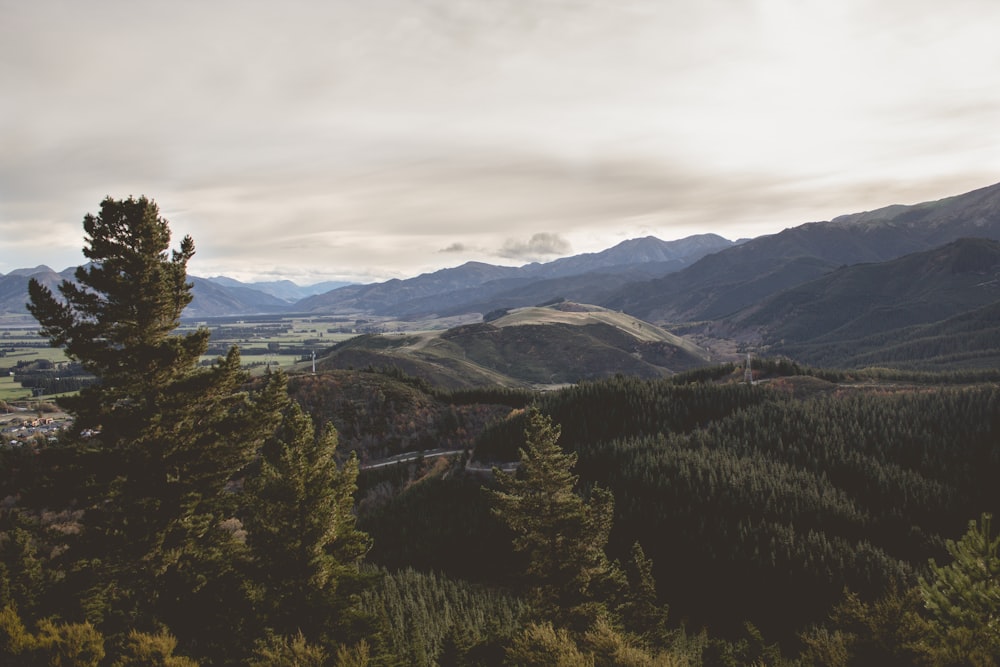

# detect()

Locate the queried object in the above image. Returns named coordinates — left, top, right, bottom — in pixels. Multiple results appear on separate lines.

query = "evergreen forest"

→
left=1, top=197, right=998, bottom=666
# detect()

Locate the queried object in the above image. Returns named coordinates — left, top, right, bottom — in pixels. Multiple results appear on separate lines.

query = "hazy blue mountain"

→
left=7, top=182, right=1000, bottom=325
left=2, top=268, right=291, bottom=318
left=185, top=276, right=291, bottom=318
left=7, top=265, right=57, bottom=277
left=204, top=276, right=353, bottom=302
left=0, top=266, right=65, bottom=314
left=296, top=234, right=736, bottom=316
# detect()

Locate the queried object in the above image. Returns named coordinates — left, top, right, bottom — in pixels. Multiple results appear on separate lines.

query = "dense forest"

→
left=1, top=197, right=998, bottom=665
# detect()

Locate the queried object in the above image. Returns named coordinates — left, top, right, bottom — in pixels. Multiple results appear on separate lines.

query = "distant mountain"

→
left=728, top=237, right=1000, bottom=369
left=0, top=268, right=291, bottom=318
left=0, top=266, right=71, bottom=315
left=185, top=277, right=291, bottom=318
left=297, top=234, right=736, bottom=316
left=204, top=276, right=353, bottom=302
left=320, top=303, right=714, bottom=388
left=9, top=180, right=1000, bottom=343
left=606, top=182, right=1000, bottom=323
left=294, top=262, right=523, bottom=315
left=525, top=233, right=734, bottom=278
left=7, top=265, right=58, bottom=277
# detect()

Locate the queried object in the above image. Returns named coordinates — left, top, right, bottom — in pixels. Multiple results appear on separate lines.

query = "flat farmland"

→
left=183, top=315, right=360, bottom=374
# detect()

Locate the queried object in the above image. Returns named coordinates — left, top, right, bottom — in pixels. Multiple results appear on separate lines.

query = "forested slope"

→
left=361, top=371, right=1000, bottom=652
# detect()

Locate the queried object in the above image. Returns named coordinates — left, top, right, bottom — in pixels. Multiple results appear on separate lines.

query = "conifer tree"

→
left=488, top=407, right=617, bottom=629
left=26, top=197, right=282, bottom=658
left=243, top=371, right=372, bottom=647
left=917, top=512, right=1000, bottom=664
left=619, top=542, right=670, bottom=645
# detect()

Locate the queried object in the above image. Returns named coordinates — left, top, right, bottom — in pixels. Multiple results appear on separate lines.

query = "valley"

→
left=2, top=184, right=1000, bottom=665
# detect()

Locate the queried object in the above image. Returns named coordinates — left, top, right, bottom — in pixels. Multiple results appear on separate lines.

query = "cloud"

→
left=4, top=1, right=1000, bottom=283
left=498, top=233, right=572, bottom=261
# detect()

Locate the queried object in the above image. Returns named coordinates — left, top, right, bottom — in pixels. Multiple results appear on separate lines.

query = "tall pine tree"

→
left=487, top=406, right=619, bottom=629
left=27, top=196, right=282, bottom=661
left=243, top=371, right=372, bottom=649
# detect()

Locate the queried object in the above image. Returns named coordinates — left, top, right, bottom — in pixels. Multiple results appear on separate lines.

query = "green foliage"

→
left=0, top=604, right=106, bottom=667
left=360, top=470, right=516, bottom=584
left=33, top=617, right=106, bottom=667
left=0, top=604, right=34, bottom=661
left=700, top=622, right=782, bottom=667
left=0, top=525, right=44, bottom=616
left=488, top=407, right=620, bottom=628
left=333, top=639, right=372, bottom=667
left=27, top=196, right=205, bottom=430
left=916, top=512, right=1000, bottom=664
left=619, top=543, right=671, bottom=645
left=111, top=629, right=199, bottom=667
left=796, top=514, right=1000, bottom=665
left=244, top=371, right=373, bottom=646
left=288, top=370, right=515, bottom=461
left=505, top=621, right=594, bottom=667
left=797, top=587, right=925, bottom=667
left=248, top=631, right=327, bottom=667
left=360, top=566, right=526, bottom=665
left=505, top=617, right=695, bottom=667
left=23, top=198, right=289, bottom=659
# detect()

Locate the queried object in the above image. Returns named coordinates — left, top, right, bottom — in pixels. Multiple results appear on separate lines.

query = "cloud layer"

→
left=3, top=1, right=1000, bottom=283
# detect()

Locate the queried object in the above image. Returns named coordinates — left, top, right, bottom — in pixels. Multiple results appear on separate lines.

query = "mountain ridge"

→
left=295, top=233, right=736, bottom=316
left=605, top=181, right=1000, bottom=323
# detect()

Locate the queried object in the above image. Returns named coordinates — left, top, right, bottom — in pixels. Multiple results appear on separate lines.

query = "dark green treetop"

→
left=27, top=196, right=207, bottom=436
left=487, top=406, right=619, bottom=629
left=24, top=197, right=283, bottom=661
left=917, top=512, right=1000, bottom=664
left=244, top=371, right=373, bottom=647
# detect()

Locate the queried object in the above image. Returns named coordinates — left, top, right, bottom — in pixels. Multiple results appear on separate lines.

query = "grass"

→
left=493, top=305, right=712, bottom=358
left=322, top=304, right=715, bottom=388
left=0, top=375, right=30, bottom=402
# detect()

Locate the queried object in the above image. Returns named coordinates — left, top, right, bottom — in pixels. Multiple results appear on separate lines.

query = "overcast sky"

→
left=3, top=0, right=999, bottom=284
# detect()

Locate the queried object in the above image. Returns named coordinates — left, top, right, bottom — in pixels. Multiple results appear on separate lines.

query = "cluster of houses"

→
left=1, top=415, right=70, bottom=447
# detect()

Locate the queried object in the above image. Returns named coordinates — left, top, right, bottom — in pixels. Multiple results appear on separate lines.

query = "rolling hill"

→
left=319, top=302, right=714, bottom=388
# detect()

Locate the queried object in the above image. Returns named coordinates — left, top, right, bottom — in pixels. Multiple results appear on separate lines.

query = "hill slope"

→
left=606, top=182, right=1000, bottom=323
left=320, top=303, right=713, bottom=388
left=725, top=238, right=1000, bottom=368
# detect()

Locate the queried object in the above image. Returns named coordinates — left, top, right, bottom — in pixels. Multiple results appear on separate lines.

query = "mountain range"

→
left=4, top=180, right=1000, bottom=371
left=0, top=233, right=737, bottom=319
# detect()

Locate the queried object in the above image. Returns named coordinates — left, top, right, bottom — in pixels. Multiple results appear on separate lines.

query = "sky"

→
left=3, top=0, right=1000, bottom=285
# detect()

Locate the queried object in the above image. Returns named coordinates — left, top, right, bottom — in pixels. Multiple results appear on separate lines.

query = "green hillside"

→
left=733, top=238, right=1000, bottom=368
left=321, top=303, right=715, bottom=388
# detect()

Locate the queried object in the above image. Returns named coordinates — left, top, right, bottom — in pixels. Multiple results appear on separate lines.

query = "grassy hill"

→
left=320, top=303, right=714, bottom=388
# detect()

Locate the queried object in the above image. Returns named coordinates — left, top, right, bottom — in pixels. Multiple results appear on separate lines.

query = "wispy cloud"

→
left=498, top=233, right=572, bottom=261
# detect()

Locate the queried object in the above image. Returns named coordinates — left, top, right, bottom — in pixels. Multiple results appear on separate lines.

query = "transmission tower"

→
left=744, top=351, right=753, bottom=384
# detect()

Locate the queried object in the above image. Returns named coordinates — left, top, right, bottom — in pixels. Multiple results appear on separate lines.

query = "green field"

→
left=2, top=316, right=361, bottom=390
left=1, top=326, right=72, bottom=403
left=180, top=317, right=360, bottom=376
left=0, top=375, right=31, bottom=402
